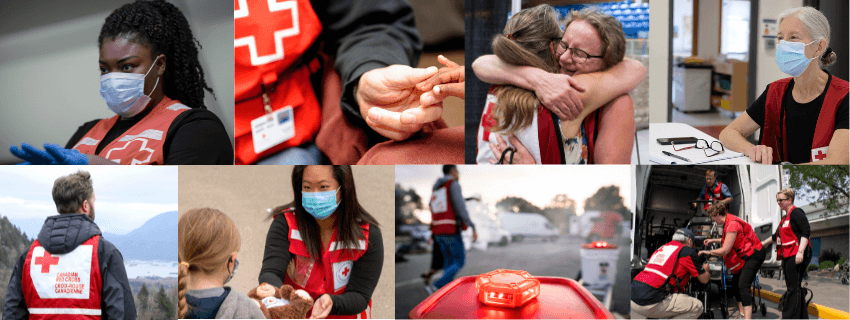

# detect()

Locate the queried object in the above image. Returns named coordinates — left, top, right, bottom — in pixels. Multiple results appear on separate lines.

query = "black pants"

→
left=731, top=246, right=768, bottom=307
left=430, top=239, right=444, bottom=271
left=781, top=246, right=813, bottom=319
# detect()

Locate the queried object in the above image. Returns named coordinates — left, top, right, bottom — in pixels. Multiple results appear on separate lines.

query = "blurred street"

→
left=395, top=235, right=631, bottom=318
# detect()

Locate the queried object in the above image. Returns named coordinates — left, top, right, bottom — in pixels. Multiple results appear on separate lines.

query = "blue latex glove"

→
left=9, top=143, right=89, bottom=165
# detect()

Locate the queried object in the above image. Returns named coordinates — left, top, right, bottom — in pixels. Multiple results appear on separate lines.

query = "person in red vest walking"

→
left=701, top=203, right=768, bottom=319
left=426, top=165, right=477, bottom=294
left=3, top=171, right=135, bottom=320
left=760, top=188, right=812, bottom=319
left=260, top=166, right=383, bottom=319
left=721, top=6, right=848, bottom=164
left=692, top=170, right=733, bottom=213
left=631, top=228, right=710, bottom=319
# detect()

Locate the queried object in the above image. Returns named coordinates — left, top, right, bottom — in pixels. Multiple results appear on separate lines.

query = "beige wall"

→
left=697, top=0, right=721, bottom=60
left=649, top=0, right=671, bottom=123
left=178, top=165, right=395, bottom=319
left=756, top=0, right=805, bottom=92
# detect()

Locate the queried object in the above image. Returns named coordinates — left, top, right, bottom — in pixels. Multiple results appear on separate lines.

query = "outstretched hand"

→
left=356, top=65, right=441, bottom=141
left=9, top=143, right=89, bottom=165
left=417, top=55, right=465, bottom=106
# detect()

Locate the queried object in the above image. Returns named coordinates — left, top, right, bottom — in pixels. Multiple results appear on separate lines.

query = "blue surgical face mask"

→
left=100, top=56, right=161, bottom=117
left=302, top=187, right=341, bottom=220
left=775, top=40, right=818, bottom=77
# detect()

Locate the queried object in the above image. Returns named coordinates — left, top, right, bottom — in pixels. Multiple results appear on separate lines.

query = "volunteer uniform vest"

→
left=281, top=210, right=371, bottom=319
left=759, top=76, right=849, bottom=163
left=633, top=241, right=688, bottom=293
left=723, top=250, right=745, bottom=274
left=476, top=85, right=599, bottom=164
left=234, top=0, right=324, bottom=164
left=72, top=97, right=189, bottom=165
left=22, top=235, right=102, bottom=319
left=430, top=179, right=467, bottom=235
left=777, top=206, right=810, bottom=259
left=722, top=214, right=762, bottom=260
left=703, top=182, right=726, bottom=210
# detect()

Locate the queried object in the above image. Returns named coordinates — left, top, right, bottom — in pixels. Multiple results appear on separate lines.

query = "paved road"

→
left=395, top=236, right=631, bottom=318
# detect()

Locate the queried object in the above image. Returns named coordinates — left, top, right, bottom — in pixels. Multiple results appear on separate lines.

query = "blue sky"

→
left=395, top=165, right=632, bottom=217
left=0, top=166, right=177, bottom=237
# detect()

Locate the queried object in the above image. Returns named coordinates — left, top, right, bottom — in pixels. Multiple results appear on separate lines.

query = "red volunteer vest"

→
left=760, top=76, right=849, bottom=163
left=72, top=97, right=188, bottom=165
left=479, top=86, right=598, bottom=164
left=22, top=236, right=102, bottom=319
left=634, top=241, right=689, bottom=292
left=280, top=211, right=371, bottom=319
left=430, top=179, right=467, bottom=235
left=703, top=182, right=726, bottom=210
left=723, top=251, right=745, bottom=274
left=777, top=206, right=810, bottom=259
left=234, top=0, right=323, bottom=164
left=722, top=214, right=762, bottom=260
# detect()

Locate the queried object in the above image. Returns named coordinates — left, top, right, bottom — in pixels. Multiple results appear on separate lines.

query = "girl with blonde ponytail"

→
left=178, top=208, right=264, bottom=319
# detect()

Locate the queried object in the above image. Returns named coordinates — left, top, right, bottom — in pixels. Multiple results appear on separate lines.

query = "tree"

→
left=138, top=283, right=149, bottom=313
left=495, top=196, right=542, bottom=214
left=543, top=194, right=577, bottom=232
left=786, top=165, right=849, bottom=215
left=156, top=284, right=174, bottom=319
left=584, top=185, right=629, bottom=220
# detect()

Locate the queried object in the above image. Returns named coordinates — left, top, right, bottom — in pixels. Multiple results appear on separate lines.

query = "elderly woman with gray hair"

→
left=720, top=6, right=848, bottom=165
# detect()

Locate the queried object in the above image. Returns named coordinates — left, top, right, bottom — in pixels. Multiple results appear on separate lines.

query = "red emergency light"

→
left=475, top=269, right=540, bottom=308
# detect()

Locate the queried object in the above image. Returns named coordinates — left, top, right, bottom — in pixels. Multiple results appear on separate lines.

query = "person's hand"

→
left=309, top=294, right=333, bottom=319
left=744, top=145, right=773, bottom=164
left=472, top=231, right=478, bottom=243
left=9, top=143, right=89, bottom=165
left=698, top=250, right=710, bottom=256
left=488, top=135, right=537, bottom=164
left=531, top=73, right=586, bottom=121
left=356, top=65, right=440, bottom=141
left=703, top=239, right=712, bottom=247
left=417, top=55, right=465, bottom=106
left=795, top=251, right=804, bottom=265
left=691, top=202, right=698, bottom=209
left=703, top=263, right=710, bottom=271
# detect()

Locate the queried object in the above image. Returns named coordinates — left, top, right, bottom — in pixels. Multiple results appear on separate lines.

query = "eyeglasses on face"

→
left=555, top=40, right=604, bottom=63
left=671, top=139, right=725, bottom=157
left=776, top=198, right=789, bottom=202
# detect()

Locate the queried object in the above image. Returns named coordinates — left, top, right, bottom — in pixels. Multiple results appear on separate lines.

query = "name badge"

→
left=251, top=106, right=296, bottom=154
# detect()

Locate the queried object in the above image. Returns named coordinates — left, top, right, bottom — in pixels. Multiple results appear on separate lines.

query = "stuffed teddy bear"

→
left=247, top=283, right=314, bottom=319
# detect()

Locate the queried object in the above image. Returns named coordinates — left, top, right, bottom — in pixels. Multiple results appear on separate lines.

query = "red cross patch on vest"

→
left=430, top=179, right=467, bottom=235
left=72, top=96, right=189, bottom=165
left=22, top=236, right=102, bottom=319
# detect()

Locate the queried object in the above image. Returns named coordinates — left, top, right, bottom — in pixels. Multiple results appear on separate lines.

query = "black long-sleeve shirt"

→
left=313, top=0, right=423, bottom=146
left=259, top=215, right=384, bottom=316
left=772, top=207, right=811, bottom=245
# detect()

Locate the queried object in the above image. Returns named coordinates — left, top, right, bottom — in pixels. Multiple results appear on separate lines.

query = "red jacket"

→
left=281, top=210, right=371, bottom=319
left=760, top=76, right=849, bottom=163
left=430, top=179, right=468, bottom=235
left=634, top=241, right=693, bottom=293
left=22, top=236, right=102, bottom=319
left=72, top=96, right=188, bottom=165
left=234, top=0, right=323, bottom=164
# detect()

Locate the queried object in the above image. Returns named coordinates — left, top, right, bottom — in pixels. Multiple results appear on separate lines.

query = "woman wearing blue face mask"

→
left=260, top=165, right=383, bottom=319
left=9, top=0, right=233, bottom=165
left=720, top=6, right=848, bottom=165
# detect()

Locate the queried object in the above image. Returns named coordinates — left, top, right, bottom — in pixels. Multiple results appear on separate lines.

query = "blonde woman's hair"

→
left=178, top=208, right=241, bottom=319
left=779, top=6, right=836, bottom=67
left=490, top=4, right=562, bottom=134
left=777, top=188, right=796, bottom=203
left=564, top=7, right=626, bottom=70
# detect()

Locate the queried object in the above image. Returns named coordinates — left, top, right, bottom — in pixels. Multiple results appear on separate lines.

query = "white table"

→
left=649, top=123, right=755, bottom=164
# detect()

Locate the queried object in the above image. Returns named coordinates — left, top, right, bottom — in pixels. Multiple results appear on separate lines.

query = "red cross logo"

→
left=234, top=0, right=300, bottom=66
left=34, top=251, right=59, bottom=273
left=814, top=149, right=827, bottom=161
left=341, top=267, right=350, bottom=277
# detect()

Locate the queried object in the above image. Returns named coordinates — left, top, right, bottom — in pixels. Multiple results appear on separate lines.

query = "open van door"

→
left=745, top=165, right=783, bottom=268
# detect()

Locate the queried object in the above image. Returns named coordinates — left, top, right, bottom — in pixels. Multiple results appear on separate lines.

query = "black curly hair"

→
left=98, top=0, right=214, bottom=109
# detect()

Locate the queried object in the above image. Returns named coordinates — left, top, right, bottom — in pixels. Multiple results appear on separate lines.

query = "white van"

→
left=500, top=212, right=560, bottom=242
left=464, top=196, right=512, bottom=247
left=631, top=165, right=785, bottom=277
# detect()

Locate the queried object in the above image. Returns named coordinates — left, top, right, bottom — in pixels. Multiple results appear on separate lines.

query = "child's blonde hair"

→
left=178, top=208, right=241, bottom=319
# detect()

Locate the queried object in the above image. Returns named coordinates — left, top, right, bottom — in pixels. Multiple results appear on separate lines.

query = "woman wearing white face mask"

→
left=260, top=165, right=384, bottom=319
left=9, top=0, right=233, bottom=165
left=720, top=6, right=848, bottom=165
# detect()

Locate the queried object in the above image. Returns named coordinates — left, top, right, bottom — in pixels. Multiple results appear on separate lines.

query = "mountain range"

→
left=102, top=211, right=177, bottom=261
